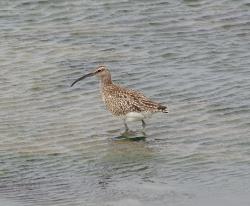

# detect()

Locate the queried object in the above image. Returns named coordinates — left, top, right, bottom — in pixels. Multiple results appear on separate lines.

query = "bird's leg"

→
left=142, top=120, right=146, bottom=132
left=124, top=119, right=129, bottom=132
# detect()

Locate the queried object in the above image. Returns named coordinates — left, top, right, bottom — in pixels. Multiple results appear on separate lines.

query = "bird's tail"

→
left=158, top=105, right=168, bottom=113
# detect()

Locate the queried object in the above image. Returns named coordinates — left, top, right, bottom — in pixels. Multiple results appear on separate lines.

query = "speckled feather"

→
left=101, top=83, right=167, bottom=117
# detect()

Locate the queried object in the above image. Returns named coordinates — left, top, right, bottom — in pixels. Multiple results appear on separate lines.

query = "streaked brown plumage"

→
left=102, top=84, right=167, bottom=115
left=71, top=65, right=168, bottom=131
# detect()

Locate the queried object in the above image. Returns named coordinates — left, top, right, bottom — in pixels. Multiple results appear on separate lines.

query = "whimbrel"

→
left=71, top=65, right=168, bottom=132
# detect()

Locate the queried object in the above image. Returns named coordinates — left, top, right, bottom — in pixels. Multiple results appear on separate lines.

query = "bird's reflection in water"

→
left=97, top=137, right=155, bottom=189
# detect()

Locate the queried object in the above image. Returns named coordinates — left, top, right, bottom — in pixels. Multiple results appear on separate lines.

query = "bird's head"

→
left=71, top=65, right=111, bottom=87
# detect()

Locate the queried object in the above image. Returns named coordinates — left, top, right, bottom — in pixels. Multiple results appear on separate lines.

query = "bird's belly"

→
left=125, top=112, right=152, bottom=122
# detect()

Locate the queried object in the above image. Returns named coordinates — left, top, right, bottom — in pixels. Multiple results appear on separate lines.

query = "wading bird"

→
left=71, top=65, right=168, bottom=132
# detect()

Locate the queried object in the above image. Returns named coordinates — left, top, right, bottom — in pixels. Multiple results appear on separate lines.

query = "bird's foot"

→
left=120, top=129, right=147, bottom=140
left=122, top=129, right=137, bottom=137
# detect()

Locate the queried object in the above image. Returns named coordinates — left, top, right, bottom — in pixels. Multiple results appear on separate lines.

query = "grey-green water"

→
left=1, top=0, right=250, bottom=205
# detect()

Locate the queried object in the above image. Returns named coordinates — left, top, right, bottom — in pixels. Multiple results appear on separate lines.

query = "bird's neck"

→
left=100, top=73, right=112, bottom=86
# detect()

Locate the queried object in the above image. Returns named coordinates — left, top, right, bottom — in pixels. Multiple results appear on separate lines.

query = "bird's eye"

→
left=97, top=68, right=103, bottom=72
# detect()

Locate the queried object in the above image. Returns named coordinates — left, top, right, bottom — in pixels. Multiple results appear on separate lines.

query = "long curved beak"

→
left=71, top=72, right=95, bottom=87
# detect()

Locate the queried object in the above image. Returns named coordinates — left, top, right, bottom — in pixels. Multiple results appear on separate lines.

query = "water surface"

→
left=1, top=0, right=250, bottom=205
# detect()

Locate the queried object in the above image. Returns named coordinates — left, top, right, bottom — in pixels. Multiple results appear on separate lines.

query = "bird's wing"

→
left=104, top=85, right=164, bottom=113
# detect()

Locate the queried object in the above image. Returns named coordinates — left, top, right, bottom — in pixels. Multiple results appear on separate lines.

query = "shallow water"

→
left=1, top=0, right=250, bottom=205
